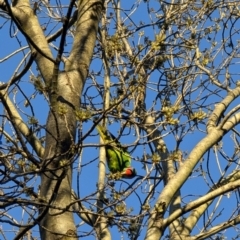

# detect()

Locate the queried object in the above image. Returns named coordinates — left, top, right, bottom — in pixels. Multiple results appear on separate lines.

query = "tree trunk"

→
left=39, top=0, right=104, bottom=238
left=39, top=71, right=81, bottom=239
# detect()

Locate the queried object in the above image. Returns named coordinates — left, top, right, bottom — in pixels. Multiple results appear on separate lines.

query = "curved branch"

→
left=5, top=0, right=55, bottom=84
left=71, top=190, right=96, bottom=226
left=191, top=215, right=240, bottom=240
left=46, top=10, right=78, bottom=43
left=0, top=53, right=33, bottom=91
left=0, top=90, right=44, bottom=158
left=163, top=171, right=240, bottom=230
left=221, top=112, right=240, bottom=132
left=145, top=122, right=225, bottom=239
left=207, top=87, right=240, bottom=133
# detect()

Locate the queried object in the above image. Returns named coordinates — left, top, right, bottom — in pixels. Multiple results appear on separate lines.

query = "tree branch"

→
left=65, top=0, right=103, bottom=71
left=5, top=0, right=55, bottom=84
left=0, top=89, right=44, bottom=158
left=207, top=87, right=240, bottom=133
left=191, top=215, right=240, bottom=240
left=144, top=122, right=225, bottom=239
left=164, top=171, right=240, bottom=232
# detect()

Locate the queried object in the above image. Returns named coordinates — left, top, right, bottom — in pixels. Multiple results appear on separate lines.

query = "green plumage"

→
left=96, top=124, right=132, bottom=173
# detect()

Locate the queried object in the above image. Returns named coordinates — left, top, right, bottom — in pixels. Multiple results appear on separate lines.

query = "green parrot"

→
left=96, top=124, right=136, bottom=179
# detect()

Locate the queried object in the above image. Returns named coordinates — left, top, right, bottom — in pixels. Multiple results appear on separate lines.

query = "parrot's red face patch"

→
left=125, top=168, right=133, bottom=175
left=122, top=168, right=137, bottom=179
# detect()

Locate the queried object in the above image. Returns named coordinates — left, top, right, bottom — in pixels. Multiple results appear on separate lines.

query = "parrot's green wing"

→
left=96, top=124, right=132, bottom=173
left=106, top=144, right=131, bottom=172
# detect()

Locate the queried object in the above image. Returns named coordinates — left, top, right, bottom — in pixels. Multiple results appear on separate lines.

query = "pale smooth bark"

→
left=6, top=0, right=104, bottom=239
left=145, top=87, right=240, bottom=240
left=39, top=0, right=104, bottom=238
